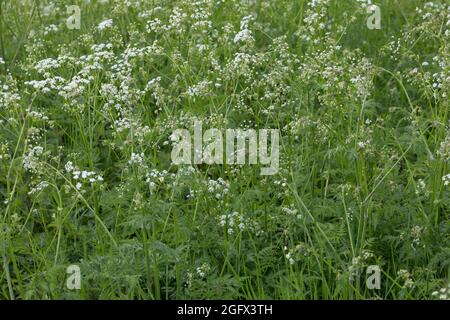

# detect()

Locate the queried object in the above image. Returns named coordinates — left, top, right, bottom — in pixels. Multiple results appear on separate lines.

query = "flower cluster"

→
left=23, top=146, right=44, bottom=172
left=206, top=178, right=230, bottom=200
left=65, top=161, right=104, bottom=193
left=397, top=269, right=414, bottom=289
left=218, top=211, right=262, bottom=236
left=284, top=243, right=310, bottom=265
left=432, top=284, right=450, bottom=300
left=98, top=19, right=114, bottom=31
left=442, top=174, right=450, bottom=186
left=348, top=250, right=375, bottom=281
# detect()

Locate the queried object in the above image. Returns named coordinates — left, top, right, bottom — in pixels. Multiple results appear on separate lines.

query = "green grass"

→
left=0, top=0, right=449, bottom=300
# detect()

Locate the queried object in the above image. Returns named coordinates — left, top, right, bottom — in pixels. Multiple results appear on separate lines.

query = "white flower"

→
left=22, top=146, right=44, bottom=171
left=129, top=152, right=145, bottom=165
left=65, top=161, right=74, bottom=172
left=28, top=181, right=49, bottom=195
left=68, top=163, right=103, bottom=189
left=432, top=284, right=449, bottom=300
left=234, top=29, right=253, bottom=44
left=233, top=15, right=255, bottom=45
left=415, top=179, right=429, bottom=196
left=98, top=19, right=113, bottom=31
left=196, top=44, right=207, bottom=52
left=44, top=24, right=58, bottom=36
left=186, top=80, right=211, bottom=98
left=442, top=174, right=450, bottom=186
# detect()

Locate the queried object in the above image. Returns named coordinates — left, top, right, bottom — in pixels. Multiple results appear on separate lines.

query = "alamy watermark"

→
left=66, top=264, right=81, bottom=290
left=170, top=121, right=280, bottom=175
left=366, top=3, right=381, bottom=30
left=66, top=5, right=81, bottom=30
left=366, top=265, right=381, bottom=290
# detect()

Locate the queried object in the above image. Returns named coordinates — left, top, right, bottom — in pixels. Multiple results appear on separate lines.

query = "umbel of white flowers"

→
left=170, top=121, right=279, bottom=175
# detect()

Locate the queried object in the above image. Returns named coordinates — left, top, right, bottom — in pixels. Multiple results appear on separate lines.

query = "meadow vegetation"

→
left=0, top=0, right=449, bottom=299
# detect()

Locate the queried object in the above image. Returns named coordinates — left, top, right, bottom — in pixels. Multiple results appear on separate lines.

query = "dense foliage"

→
left=0, top=0, right=449, bottom=299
